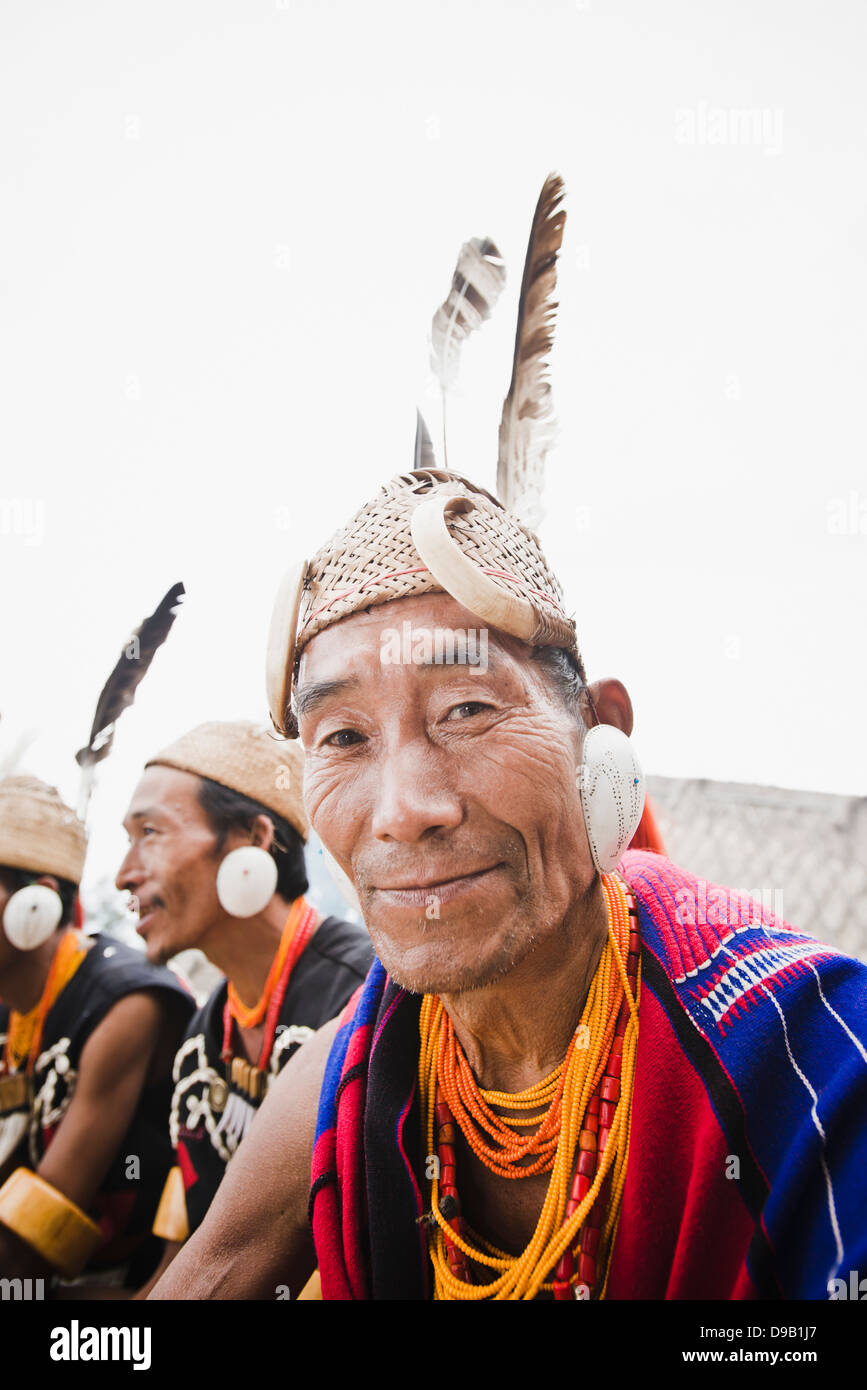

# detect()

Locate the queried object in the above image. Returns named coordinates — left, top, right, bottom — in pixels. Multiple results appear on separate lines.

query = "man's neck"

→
left=0, top=931, right=68, bottom=1015
left=202, top=896, right=295, bottom=1007
left=439, top=876, right=610, bottom=1094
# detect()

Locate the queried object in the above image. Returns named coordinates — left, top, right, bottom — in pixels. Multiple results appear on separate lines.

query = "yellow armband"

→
left=0, top=1167, right=102, bottom=1278
left=152, top=1165, right=189, bottom=1243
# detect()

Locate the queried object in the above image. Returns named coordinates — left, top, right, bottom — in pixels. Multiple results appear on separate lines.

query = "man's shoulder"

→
left=47, top=934, right=194, bottom=1045
left=75, top=933, right=195, bottom=1011
left=78, top=931, right=189, bottom=985
left=620, top=849, right=867, bottom=1045
left=620, top=851, right=867, bottom=1299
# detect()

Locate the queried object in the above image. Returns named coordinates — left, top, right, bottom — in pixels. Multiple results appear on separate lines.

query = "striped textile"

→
left=310, top=852, right=867, bottom=1299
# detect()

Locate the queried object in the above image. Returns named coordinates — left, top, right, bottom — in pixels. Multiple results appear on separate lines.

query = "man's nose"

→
left=115, top=844, right=144, bottom=893
left=370, top=741, right=463, bottom=843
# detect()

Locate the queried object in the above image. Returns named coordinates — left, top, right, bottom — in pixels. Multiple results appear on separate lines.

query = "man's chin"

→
left=141, top=933, right=175, bottom=967
left=369, top=926, right=536, bottom=999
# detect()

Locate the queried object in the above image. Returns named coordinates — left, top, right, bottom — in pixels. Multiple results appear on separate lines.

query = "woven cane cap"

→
left=146, top=720, right=309, bottom=841
left=0, top=775, right=87, bottom=885
left=297, top=469, right=578, bottom=658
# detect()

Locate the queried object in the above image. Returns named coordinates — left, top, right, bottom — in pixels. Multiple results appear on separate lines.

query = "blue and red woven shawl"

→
left=309, top=852, right=867, bottom=1299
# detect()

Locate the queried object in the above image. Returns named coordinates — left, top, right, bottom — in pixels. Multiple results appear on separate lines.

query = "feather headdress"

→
left=430, top=236, right=506, bottom=466
left=75, top=581, right=185, bottom=817
left=497, top=173, right=566, bottom=529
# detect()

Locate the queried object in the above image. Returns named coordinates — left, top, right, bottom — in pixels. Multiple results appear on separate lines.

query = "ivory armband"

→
left=0, top=1167, right=102, bottom=1278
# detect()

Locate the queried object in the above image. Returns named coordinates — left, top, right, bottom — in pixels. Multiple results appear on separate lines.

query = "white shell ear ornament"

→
left=578, top=725, right=646, bottom=875
left=216, top=847, right=278, bottom=918
left=3, top=884, right=64, bottom=951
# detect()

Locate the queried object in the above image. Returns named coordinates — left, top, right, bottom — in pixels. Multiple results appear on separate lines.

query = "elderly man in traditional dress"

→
left=116, top=720, right=373, bottom=1292
left=148, top=469, right=867, bottom=1301
left=0, top=775, right=193, bottom=1291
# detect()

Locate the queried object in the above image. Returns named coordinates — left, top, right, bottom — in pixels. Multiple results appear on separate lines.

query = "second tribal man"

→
left=115, top=720, right=373, bottom=1284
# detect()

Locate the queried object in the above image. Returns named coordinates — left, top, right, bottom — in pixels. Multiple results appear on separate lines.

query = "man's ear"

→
left=585, top=678, right=634, bottom=736
left=34, top=874, right=61, bottom=894
left=248, top=814, right=276, bottom=854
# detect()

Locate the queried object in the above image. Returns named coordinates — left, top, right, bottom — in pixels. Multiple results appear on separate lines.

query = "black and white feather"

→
left=497, top=175, right=567, bottom=529
left=430, top=237, right=506, bottom=466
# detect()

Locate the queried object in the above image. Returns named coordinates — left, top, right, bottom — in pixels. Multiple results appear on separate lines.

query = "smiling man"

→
left=116, top=720, right=373, bottom=1289
left=148, top=469, right=867, bottom=1302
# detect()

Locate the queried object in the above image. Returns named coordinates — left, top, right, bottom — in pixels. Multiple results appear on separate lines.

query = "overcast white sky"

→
left=1, top=0, right=865, bottom=898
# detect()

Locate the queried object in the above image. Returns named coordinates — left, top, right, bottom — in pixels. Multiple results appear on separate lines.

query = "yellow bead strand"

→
left=419, top=872, right=640, bottom=1300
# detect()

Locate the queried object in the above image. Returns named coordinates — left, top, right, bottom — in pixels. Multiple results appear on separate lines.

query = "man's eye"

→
left=142, top=826, right=157, bottom=836
left=322, top=729, right=364, bottom=748
left=447, top=702, right=491, bottom=720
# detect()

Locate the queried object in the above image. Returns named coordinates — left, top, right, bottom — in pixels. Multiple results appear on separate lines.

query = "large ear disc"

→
left=579, top=725, right=646, bottom=875
left=266, top=560, right=307, bottom=738
left=410, top=494, right=537, bottom=641
left=3, top=884, right=64, bottom=951
left=216, top=846, right=279, bottom=918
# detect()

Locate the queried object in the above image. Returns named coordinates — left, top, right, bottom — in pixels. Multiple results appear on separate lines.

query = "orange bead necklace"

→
left=418, top=872, right=641, bottom=1300
left=2, top=929, right=88, bottom=1077
left=437, top=1009, right=571, bottom=1177
left=225, top=895, right=311, bottom=1031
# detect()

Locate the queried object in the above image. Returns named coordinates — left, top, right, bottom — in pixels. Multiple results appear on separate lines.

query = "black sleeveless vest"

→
left=0, top=933, right=193, bottom=1284
left=172, top=914, right=373, bottom=1234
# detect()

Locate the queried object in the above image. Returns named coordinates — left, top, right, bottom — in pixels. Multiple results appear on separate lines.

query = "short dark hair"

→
left=531, top=646, right=591, bottom=727
left=195, top=777, right=308, bottom=904
left=0, top=866, right=78, bottom=927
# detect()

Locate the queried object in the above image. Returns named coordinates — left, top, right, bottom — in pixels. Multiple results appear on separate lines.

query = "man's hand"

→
left=148, top=1014, right=341, bottom=1300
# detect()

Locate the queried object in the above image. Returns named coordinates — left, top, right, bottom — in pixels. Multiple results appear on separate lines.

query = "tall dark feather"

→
left=497, top=175, right=566, bottom=527
left=76, top=582, right=185, bottom=782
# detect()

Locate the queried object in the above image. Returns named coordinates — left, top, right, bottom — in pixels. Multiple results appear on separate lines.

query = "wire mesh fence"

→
left=646, top=775, right=867, bottom=963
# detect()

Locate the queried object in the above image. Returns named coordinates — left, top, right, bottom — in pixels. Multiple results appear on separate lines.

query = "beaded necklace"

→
left=220, top=897, right=316, bottom=1102
left=418, top=872, right=640, bottom=1300
left=0, top=930, right=88, bottom=1115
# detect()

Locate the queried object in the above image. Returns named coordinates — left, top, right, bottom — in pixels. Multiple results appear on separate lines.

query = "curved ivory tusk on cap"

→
left=265, top=559, right=307, bottom=737
left=410, top=494, right=537, bottom=641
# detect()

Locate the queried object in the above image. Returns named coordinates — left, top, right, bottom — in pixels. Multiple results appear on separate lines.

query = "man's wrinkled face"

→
left=116, top=766, right=222, bottom=965
left=297, top=593, right=595, bottom=996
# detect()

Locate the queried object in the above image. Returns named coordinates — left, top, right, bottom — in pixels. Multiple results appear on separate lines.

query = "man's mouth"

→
left=130, top=896, right=163, bottom=935
left=372, top=863, right=503, bottom=908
